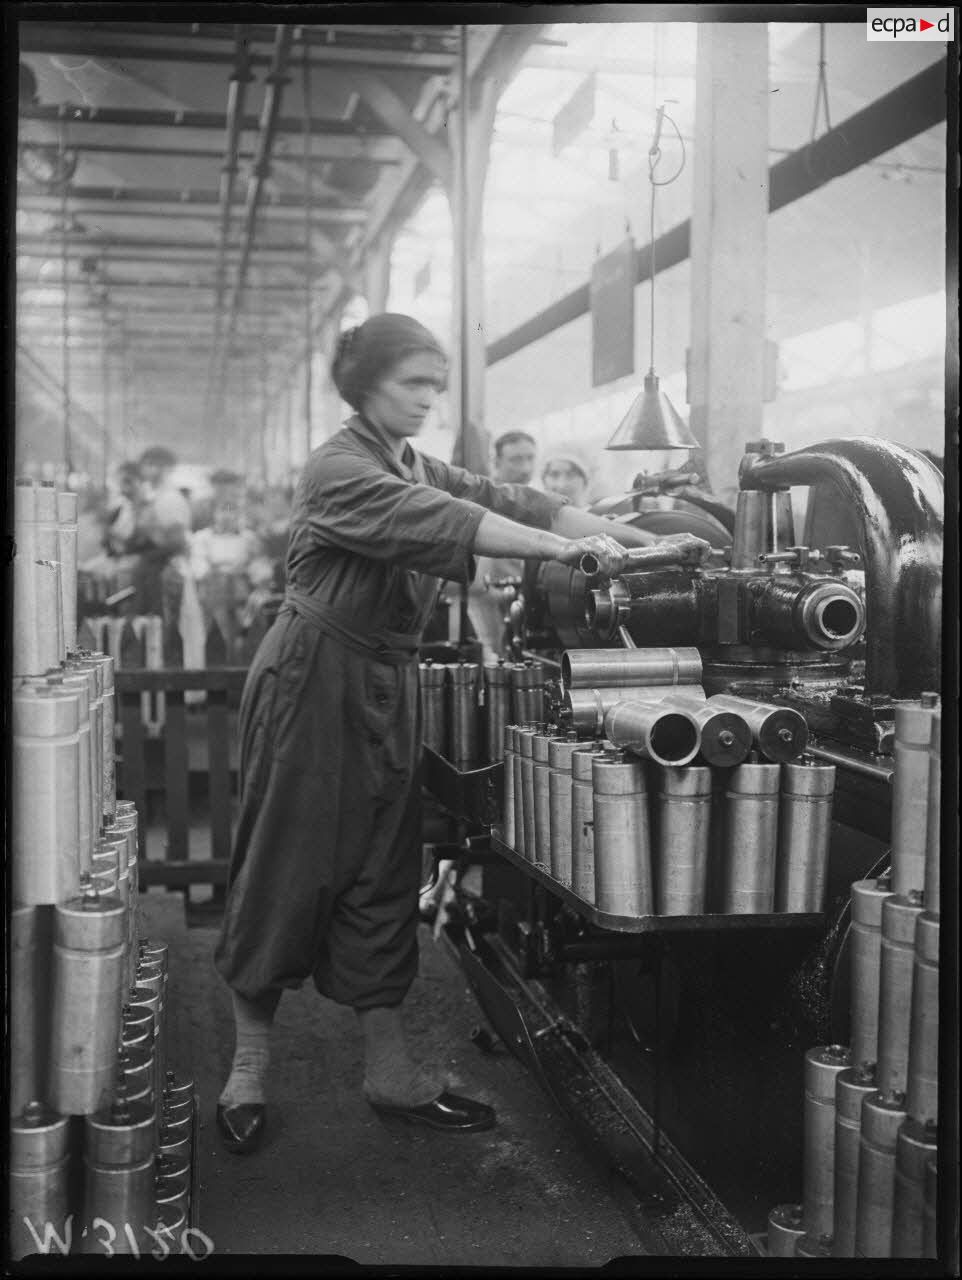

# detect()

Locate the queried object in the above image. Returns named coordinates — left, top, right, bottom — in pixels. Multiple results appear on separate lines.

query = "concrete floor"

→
left=145, top=888, right=647, bottom=1266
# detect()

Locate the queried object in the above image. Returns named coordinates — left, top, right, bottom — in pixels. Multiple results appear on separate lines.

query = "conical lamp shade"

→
left=606, top=370, right=700, bottom=451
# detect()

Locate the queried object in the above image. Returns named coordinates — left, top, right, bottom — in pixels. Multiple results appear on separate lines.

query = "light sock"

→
left=357, top=1004, right=445, bottom=1108
left=218, top=988, right=280, bottom=1107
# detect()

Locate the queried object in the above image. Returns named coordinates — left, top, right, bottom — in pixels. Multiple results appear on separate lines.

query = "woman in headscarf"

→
left=212, top=313, right=662, bottom=1153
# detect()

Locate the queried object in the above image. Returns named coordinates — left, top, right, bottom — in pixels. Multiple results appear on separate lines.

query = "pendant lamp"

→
left=607, top=104, right=698, bottom=452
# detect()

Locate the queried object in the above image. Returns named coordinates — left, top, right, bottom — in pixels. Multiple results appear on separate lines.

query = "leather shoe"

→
left=369, top=1089, right=496, bottom=1132
left=215, top=1102, right=266, bottom=1154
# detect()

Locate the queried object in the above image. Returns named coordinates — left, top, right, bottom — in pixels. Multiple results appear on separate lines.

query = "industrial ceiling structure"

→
left=16, top=19, right=543, bottom=474
left=12, top=14, right=952, bottom=483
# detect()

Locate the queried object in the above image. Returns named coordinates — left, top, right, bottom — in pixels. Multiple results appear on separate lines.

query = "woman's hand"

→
left=555, top=533, right=628, bottom=577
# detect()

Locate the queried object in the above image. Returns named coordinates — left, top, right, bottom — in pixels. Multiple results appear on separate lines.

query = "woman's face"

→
left=363, top=352, right=446, bottom=442
left=542, top=460, right=588, bottom=504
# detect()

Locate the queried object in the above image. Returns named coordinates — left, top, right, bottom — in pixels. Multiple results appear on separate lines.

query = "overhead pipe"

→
left=486, top=58, right=947, bottom=367
left=739, top=438, right=943, bottom=697
left=204, top=26, right=254, bottom=422
left=212, top=24, right=293, bottom=401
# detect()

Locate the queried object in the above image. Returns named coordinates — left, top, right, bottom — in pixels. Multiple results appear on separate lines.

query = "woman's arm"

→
left=550, top=504, right=659, bottom=548
left=473, top=510, right=624, bottom=574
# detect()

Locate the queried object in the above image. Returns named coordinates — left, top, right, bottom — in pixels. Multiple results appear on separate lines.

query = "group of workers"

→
left=213, top=312, right=681, bottom=1154
left=81, top=450, right=282, bottom=662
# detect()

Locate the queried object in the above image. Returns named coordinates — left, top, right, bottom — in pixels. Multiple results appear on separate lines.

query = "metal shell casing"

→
left=13, top=480, right=64, bottom=676
left=10, top=905, right=52, bottom=1118
left=548, top=736, right=581, bottom=885
left=510, top=660, right=546, bottom=727
left=52, top=670, right=95, bottom=877
left=79, top=650, right=117, bottom=824
left=850, top=877, right=895, bottom=1067
left=8, top=1104, right=72, bottom=1263
left=561, top=646, right=702, bottom=690
left=803, top=1044, right=852, bottom=1239
left=69, top=659, right=106, bottom=842
left=603, top=699, right=702, bottom=768
left=592, top=752, right=653, bottom=917
left=531, top=731, right=555, bottom=868
left=891, top=697, right=938, bottom=898
left=82, top=1099, right=157, bottom=1254
left=50, top=890, right=126, bottom=1115
left=571, top=744, right=606, bottom=902
left=891, top=1117, right=938, bottom=1259
left=418, top=661, right=447, bottom=757
left=446, top=662, right=479, bottom=770
left=563, top=683, right=705, bottom=738
left=876, top=893, right=925, bottom=1096
left=511, top=726, right=530, bottom=856
left=57, top=490, right=79, bottom=653
left=833, top=1063, right=878, bottom=1257
left=924, top=709, right=941, bottom=917
left=767, top=1203, right=805, bottom=1257
left=775, top=758, right=836, bottom=913
left=708, top=694, right=808, bottom=763
left=923, top=1158, right=937, bottom=1258
left=654, top=766, right=713, bottom=915
left=905, top=912, right=939, bottom=1126
left=502, top=725, right=517, bottom=848
left=855, top=1090, right=908, bottom=1258
left=518, top=726, right=539, bottom=861
left=483, top=661, right=512, bottom=763
left=720, top=762, right=781, bottom=913
left=12, top=682, right=82, bottom=906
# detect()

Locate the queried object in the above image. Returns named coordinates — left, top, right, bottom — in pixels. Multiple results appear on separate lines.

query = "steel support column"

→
left=687, top=24, right=769, bottom=497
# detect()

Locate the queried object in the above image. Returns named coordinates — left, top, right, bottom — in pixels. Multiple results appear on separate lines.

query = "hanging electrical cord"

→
left=301, top=34, right=314, bottom=457
left=810, top=23, right=832, bottom=141
left=645, top=103, right=686, bottom=375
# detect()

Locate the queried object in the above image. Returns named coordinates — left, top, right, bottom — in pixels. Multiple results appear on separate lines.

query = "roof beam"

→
left=18, top=185, right=367, bottom=221
left=20, top=25, right=456, bottom=71
left=19, top=121, right=405, bottom=164
left=351, top=70, right=453, bottom=187
left=21, top=102, right=396, bottom=140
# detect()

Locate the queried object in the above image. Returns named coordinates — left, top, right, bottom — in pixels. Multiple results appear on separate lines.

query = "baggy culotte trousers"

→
left=213, top=606, right=422, bottom=1009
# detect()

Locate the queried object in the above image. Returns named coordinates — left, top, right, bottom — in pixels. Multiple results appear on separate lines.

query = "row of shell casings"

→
left=770, top=699, right=944, bottom=1261
left=12, top=651, right=119, bottom=907
left=769, top=1041, right=939, bottom=1260
left=503, top=727, right=835, bottom=917
left=418, top=658, right=547, bottom=768
left=8, top=1071, right=196, bottom=1259
left=14, top=478, right=79, bottom=676
left=10, top=828, right=142, bottom=1121
left=564, top=687, right=809, bottom=769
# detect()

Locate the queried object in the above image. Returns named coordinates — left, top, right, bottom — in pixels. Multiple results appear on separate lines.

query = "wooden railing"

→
left=116, top=667, right=247, bottom=891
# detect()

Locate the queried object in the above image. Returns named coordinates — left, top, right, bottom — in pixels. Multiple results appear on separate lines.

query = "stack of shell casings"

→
left=445, top=661, right=480, bottom=770
left=156, top=1072, right=196, bottom=1234
left=768, top=693, right=942, bottom=1259
left=8, top=476, right=184, bottom=1258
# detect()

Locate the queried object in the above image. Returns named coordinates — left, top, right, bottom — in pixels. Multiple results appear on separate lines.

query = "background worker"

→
left=468, top=430, right=540, bottom=658
left=213, top=313, right=659, bottom=1154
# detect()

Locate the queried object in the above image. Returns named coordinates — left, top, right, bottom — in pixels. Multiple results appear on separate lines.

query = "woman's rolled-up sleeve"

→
left=299, top=450, right=487, bottom=582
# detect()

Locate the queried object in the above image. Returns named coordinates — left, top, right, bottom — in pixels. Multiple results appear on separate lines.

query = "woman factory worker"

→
left=213, top=313, right=656, bottom=1154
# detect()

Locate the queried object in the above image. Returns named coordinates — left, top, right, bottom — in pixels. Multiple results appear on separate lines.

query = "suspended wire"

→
left=810, top=23, right=832, bottom=140
left=301, top=35, right=314, bottom=456
left=646, top=104, right=685, bottom=374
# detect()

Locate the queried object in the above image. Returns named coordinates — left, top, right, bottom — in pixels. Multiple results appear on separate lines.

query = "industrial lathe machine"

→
left=419, top=436, right=949, bottom=1259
